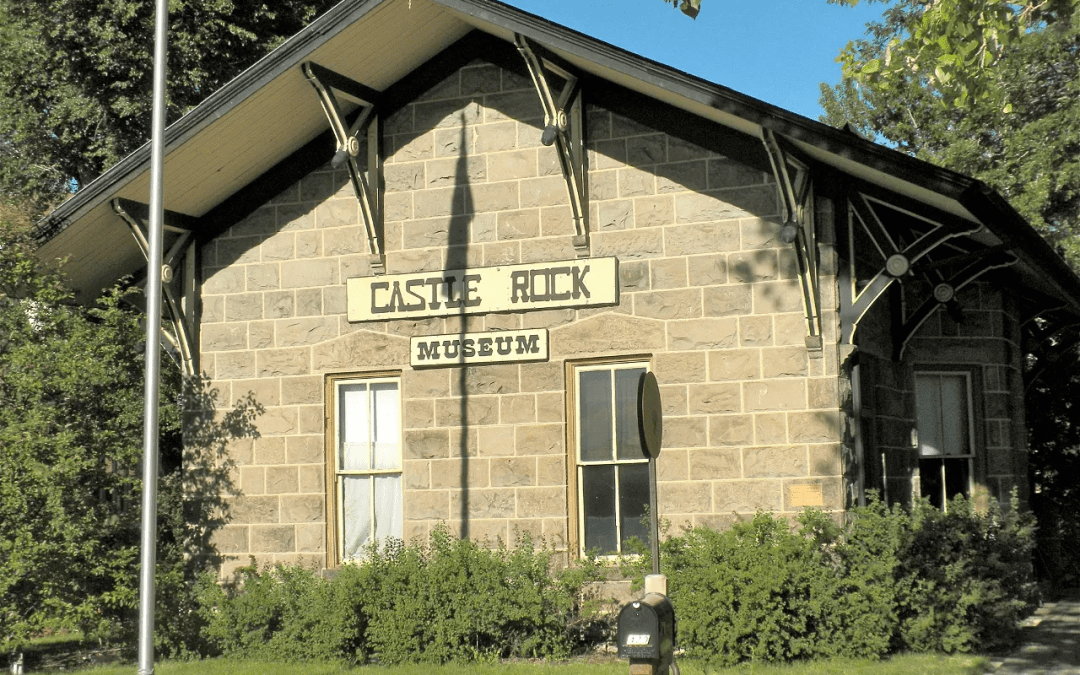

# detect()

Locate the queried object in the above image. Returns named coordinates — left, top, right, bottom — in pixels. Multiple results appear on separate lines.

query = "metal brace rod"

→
left=514, top=35, right=589, bottom=255
left=762, top=129, right=822, bottom=349
left=302, top=61, right=384, bottom=273
left=893, top=250, right=1018, bottom=360
left=112, top=198, right=198, bottom=378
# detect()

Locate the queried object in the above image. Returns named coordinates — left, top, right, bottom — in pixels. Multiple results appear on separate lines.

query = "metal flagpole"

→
left=137, top=0, right=170, bottom=671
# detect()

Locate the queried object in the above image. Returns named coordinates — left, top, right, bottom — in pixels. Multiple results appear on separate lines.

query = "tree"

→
left=0, top=0, right=338, bottom=213
left=0, top=201, right=260, bottom=655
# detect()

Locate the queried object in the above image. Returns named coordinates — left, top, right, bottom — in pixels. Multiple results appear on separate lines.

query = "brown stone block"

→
left=408, top=490, right=450, bottom=521
left=251, top=525, right=295, bottom=553
left=754, top=413, right=787, bottom=445
left=648, top=259, right=686, bottom=290
left=405, top=429, right=450, bottom=460
left=459, top=519, right=510, bottom=546
left=233, top=206, right=276, bottom=236
left=515, top=424, right=564, bottom=455
left=688, top=383, right=741, bottom=414
left=688, top=448, right=740, bottom=480
left=708, top=349, right=760, bottom=381
left=516, top=361, right=560, bottom=392
left=788, top=411, right=841, bottom=444
left=254, top=437, right=285, bottom=465
left=551, top=314, right=665, bottom=357
left=266, top=466, right=299, bottom=495
left=201, top=296, right=224, bottom=324
left=738, top=316, right=773, bottom=347
left=537, top=456, right=566, bottom=486
left=667, top=318, right=739, bottom=351
left=773, top=314, right=806, bottom=346
left=494, top=209, right=539, bottom=240
left=241, top=466, right=266, bottom=495
left=517, top=486, right=565, bottom=518
left=665, top=222, right=740, bottom=255
left=217, top=236, right=261, bottom=266
left=714, top=480, right=782, bottom=513
left=635, top=288, right=702, bottom=320
left=807, top=378, right=838, bottom=409
left=708, top=414, right=754, bottom=446
left=229, top=495, right=279, bottom=524
left=702, top=286, right=750, bottom=318
left=286, top=435, right=323, bottom=464
left=448, top=365, right=521, bottom=397
left=491, top=457, right=536, bottom=487
left=451, top=488, right=516, bottom=519
left=589, top=170, right=618, bottom=202
left=626, top=134, right=665, bottom=167
left=659, top=481, right=711, bottom=514
left=743, top=380, right=806, bottom=411
left=662, top=416, right=708, bottom=448
left=478, top=425, right=516, bottom=457
left=743, top=446, right=808, bottom=478
left=280, top=495, right=323, bottom=523
left=298, top=465, right=323, bottom=493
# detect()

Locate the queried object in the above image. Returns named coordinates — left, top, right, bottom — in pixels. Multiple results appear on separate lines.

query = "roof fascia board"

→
left=40, top=0, right=387, bottom=238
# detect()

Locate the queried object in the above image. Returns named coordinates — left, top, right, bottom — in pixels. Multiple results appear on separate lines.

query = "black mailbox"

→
left=617, top=593, right=675, bottom=675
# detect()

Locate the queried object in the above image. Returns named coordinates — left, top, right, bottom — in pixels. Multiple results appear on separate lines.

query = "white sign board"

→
left=411, top=329, right=549, bottom=368
left=347, top=257, right=619, bottom=322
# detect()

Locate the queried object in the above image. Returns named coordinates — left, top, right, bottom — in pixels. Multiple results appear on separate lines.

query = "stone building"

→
left=37, top=0, right=1080, bottom=574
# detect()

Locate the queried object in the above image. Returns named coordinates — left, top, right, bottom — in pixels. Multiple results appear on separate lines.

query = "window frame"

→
left=324, top=371, right=403, bottom=566
left=913, top=368, right=981, bottom=511
left=566, top=356, right=653, bottom=558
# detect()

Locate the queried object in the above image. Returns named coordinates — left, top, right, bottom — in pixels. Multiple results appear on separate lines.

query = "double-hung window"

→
left=330, top=376, right=402, bottom=562
left=915, top=371, right=974, bottom=510
left=573, top=362, right=650, bottom=556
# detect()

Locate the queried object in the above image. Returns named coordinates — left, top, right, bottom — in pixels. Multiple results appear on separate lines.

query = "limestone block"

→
left=323, top=226, right=364, bottom=257
left=658, top=482, right=711, bottom=513
left=296, top=523, right=325, bottom=553
left=312, top=330, right=408, bottom=371
left=520, top=237, right=577, bottom=264
left=251, top=525, right=295, bottom=553
left=739, top=316, right=773, bottom=347
left=217, top=236, right=261, bottom=266
left=713, top=480, right=782, bottom=513
left=470, top=181, right=520, bottom=213
left=597, top=200, right=633, bottom=231
left=295, top=288, right=323, bottom=316
left=589, top=170, right=618, bottom=201
left=743, top=446, right=808, bottom=478
left=536, top=455, right=566, bottom=486
left=520, top=362, right=563, bottom=393
left=274, top=317, right=337, bottom=348
left=481, top=241, right=518, bottom=266
left=405, top=399, right=435, bottom=429
left=404, top=521, right=430, bottom=543
left=657, top=160, right=708, bottom=194
left=295, top=230, right=322, bottom=258
left=384, top=192, right=413, bottom=223
left=536, top=392, right=563, bottom=423
left=688, top=448, right=740, bottom=479
left=729, top=250, right=779, bottom=282
left=688, top=383, right=741, bottom=414
left=808, top=444, right=843, bottom=476
left=551, top=313, right=665, bottom=357
left=254, top=437, right=286, bottom=465
left=259, top=231, right=295, bottom=262
left=657, top=448, right=689, bottom=481
left=707, top=159, right=766, bottom=189
left=516, top=486, right=565, bottom=518
left=626, top=134, right=665, bottom=167
left=500, top=394, right=536, bottom=424
left=436, top=396, right=499, bottom=427
left=247, top=264, right=281, bottom=292
left=662, top=416, right=707, bottom=448
left=404, top=460, right=431, bottom=490
left=773, top=313, right=807, bottom=346
left=462, top=63, right=503, bottom=96
left=474, top=120, right=518, bottom=154
left=743, top=380, right=806, bottom=411
left=590, top=138, right=626, bottom=170
left=434, top=458, right=490, bottom=489
left=515, top=424, right=564, bottom=456
left=257, top=408, right=298, bottom=437
left=740, top=217, right=784, bottom=250
left=708, top=414, right=754, bottom=446
left=619, top=260, right=650, bottom=292
left=708, top=349, right=760, bottom=381
left=478, top=425, right=516, bottom=457
left=229, top=495, right=279, bottom=524
left=298, top=465, right=324, bottom=493
left=299, top=405, right=321, bottom=435
left=491, top=457, right=536, bottom=487
left=660, top=385, right=688, bottom=415
left=667, top=318, right=738, bottom=351
left=618, top=167, right=656, bottom=197
left=258, top=348, right=310, bottom=376
left=635, top=288, right=702, bottom=320
left=665, top=222, right=741, bottom=257
left=241, top=378, right=280, bottom=408
left=266, top=466, right=299, bottom=494
left=703, top=285, right=752, bottom=318
left=762, top=347, right=808, bottom=378
left=752, top=281, right=804, bottom=314
left=269, top=182, right=300, bottom=205
left=451, top=488, right=516, bottom=519
left=592, top=229, right=664, bottom=260
left=280, top=375, right=320, bottom=405
left=652, top=354, right=703, bottom=387
left=240, top=466, right=266, bottom=495
left=517, top=176, right=566, bottom=210
left=212, top=526, right=249, bottom=554
left=632, top=195, right=674, bottom=229
left=280, top=259, right=337, bottom=289
left=788, top=411, right=841, bottom=444
left=264, top=291, right=294, bottom=319
left=216, top=352, right=255, bottom=380
left=234, top=206, right=276, bottom=236
left=754, top=413, right=787, bottom=445
left=496, top=209, right=540, bottom=240
left=385, top=162, right=425, bottom=193
left=286, top=435, right=323, bottom=464
left=645, top=258, right=684, bottom=290
left=315, top=199, right=358, bottom=230
left=404, top=368, right=451, bottom=398
left=201, top=296, right=224, bottom=324
left=405, top=429, right=450, bottom=459
left=277, top=203, right=313, bottom=231
left=202, top=324, right=248, bottom=352
left=300, top=171, right=335, bottom=202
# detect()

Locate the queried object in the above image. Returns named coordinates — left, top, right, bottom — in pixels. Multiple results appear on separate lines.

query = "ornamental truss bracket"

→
left=112, top=197, right=199, bottom=378
left=515, top=34, right=589, bottom=257
left=302, top=61, right=385, bottom=274
left=761, top=129, right=822, bottom=350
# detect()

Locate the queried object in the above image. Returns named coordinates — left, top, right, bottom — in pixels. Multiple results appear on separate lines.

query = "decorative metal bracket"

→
left=839, top=192, right=983, bottom=345
left=112, top=198, right=199, bottom=378
left=302, top=62, right=385, bottom=274
left=762, top=129, right=822, bottom=350
left=892, top=249, right=1018, bottom=360
left=514, top=35, right=589, bottom=256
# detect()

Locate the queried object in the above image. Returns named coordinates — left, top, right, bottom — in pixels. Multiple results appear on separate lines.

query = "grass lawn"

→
left=75, top=653, right=989, bottom=675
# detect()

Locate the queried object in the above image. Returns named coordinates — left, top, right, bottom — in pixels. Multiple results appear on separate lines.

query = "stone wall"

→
left=197, top=57, right=845, bottom=575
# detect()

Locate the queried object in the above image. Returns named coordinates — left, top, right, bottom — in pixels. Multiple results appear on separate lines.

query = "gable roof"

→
left=37, top=0, right=1080, bottom=314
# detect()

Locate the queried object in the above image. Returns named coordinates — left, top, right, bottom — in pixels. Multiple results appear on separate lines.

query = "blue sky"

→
left=500, top=0, right=885, bottom=120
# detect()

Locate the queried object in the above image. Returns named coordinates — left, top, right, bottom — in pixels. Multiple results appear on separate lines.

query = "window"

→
left=329, top=376, right=402, bottom=562
left=915, top=371, right=974, bottom=510
left=573, top=362, right=650, bottom=556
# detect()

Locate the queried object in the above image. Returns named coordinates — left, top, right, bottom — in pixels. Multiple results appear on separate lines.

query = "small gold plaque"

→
left=789, top=484, right=824, bottom=507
